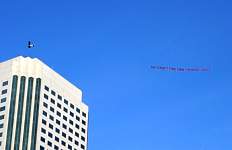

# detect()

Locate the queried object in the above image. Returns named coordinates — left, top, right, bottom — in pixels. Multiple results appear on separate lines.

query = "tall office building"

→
left=0, top=56, right=88, bottom=150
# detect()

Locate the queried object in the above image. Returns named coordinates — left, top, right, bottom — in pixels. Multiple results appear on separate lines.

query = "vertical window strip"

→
left=14, top=76, right=26, bottom=150
left=30, top=78, right=41, bottom=150
left=5, top=75, right=18, bottom=150
left=86, top=111, right=89, bottom=150
left=22, top=77, right=34, bottom=150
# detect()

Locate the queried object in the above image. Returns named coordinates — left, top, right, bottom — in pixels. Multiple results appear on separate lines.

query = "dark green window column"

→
left=30, top=78, right=41, bottom=150
left=5, top=75, right=18, bottom=150
left=22, top=77, right=34, bottom=150
left=14, top=76, right=26, bottom=150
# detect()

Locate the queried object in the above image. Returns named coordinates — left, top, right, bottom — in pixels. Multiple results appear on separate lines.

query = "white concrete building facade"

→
left=0, top=56, right=88, bottom=150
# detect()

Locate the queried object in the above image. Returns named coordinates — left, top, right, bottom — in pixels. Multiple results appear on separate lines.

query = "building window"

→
left=62, top=132, right=66, bottom=138
left=76, top=108, right=80, bottom=113
left=1, top=89, right=7, bottom=95
left=81, top=136, right=85, bottom=142
left=81, top=144, right=85, bottom=149
left=41, top=128, right=46, bottom=134
left=69, top=128, right=73, bottom=133
left=82, top=120, right=86, bottom=125
left=82, top=112, right=86, bottom=117
left=68, top=144, right=72, bottom=150
left=6, top=75, right=18, bottom=147
left=70, top=111, right=74, bottom=117
left=75, top=132, right=79, bottom=137
left=63, top=115, right=67, bottom=121
left=82, top=128, right=86, bottom=133
left=51, top=90, right=56, bottom=96
left=14, top=76, right=26, bottom=150
left=76, top=116, right=80, bottom=121
left=55, top=136, right=59, bottom=142
left=42, top=111, right=47, bottom=117
left=57, top=111, right=61, bottom=117
left=2, top=81, right=8, bottom=86
left=44, top=86, right=49, bottom=91
left=0, top=115, right=4, bottom=120
left=70, top=103, right=74, bottom=109
left=62, top=124, right=67, bottom=129
left=54, top=145, right=59, bottom=150
left=58, top=95, right=62, bottom=100
left=42, top=119, right=46, bottom=125
left=48, top=141, right=52, bottom=147
left=69, top=120, right=73, bottom=125
left=50, top=107, right=54, bottom=113
left=1, top=98, right=6, bottom=103
left=68, top=136, right=73, bottom=142
left=55, top=128, right=60, bottom=134
left=63, top=107, right=68, bottom=113
left=0, top=124, right=4, bottom=128
left=56, top=119, right=60, bottom=125
left=43, top=102, right=48, bottom=108
left=0, top=106, right=5, bottom=112
left=41, top=137, right=45, bottom=142
left=44, top=94, right=48, bottom=99
left=61, top=141, right=66, bottom=146
left=57, top=103, right=61, bottom=108
left=51, top=98, right=55, bottom=104
left=40, top=146, right=45, bottom=150
left=48, top=132, right=53, bottom=138
left=64, top=99, right=68, bottom=105
left=75, top=124, right=79, bottom=129
left=49, top=123, right=53, bottom=130
left=75, top=140, right=79, bottom=146
left=49, top=115, right=54, bottom=121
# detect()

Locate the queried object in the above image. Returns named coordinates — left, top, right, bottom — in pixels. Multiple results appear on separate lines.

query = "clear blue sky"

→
left=1, top=0, right=232, bottom=149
